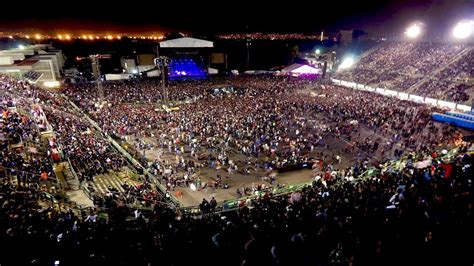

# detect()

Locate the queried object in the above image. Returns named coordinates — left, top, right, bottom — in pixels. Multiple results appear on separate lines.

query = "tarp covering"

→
left=432, top=113, right=474, bottom=130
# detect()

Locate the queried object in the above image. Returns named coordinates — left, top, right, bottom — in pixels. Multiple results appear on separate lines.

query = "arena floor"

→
left=128, top=132, right=362, bottom=207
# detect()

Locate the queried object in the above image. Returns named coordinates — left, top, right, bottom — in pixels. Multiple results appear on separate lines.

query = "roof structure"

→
left=281, top=64, right=321, bottom=74
left=159, top=37, right=214, bottom=48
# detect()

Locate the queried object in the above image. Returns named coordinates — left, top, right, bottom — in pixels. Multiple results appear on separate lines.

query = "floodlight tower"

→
left=89, top=54, right=110, bottom=101
left=405, top=23, right=422, bottom=39
left=154, top=56, right=171, bottom=106
left=452, top=21, right=473, bottom=39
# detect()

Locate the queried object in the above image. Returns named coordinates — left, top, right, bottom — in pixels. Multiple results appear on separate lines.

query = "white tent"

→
left=281, top=64, right=321, bottom=75
left=159, top=37, right=214, bottom=48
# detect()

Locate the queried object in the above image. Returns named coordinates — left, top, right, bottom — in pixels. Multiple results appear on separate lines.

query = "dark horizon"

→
left=0, top=0, right=472, bottom=36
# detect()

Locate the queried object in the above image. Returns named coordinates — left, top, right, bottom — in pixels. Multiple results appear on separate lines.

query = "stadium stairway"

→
left=55, top=162, right=80, bottom=191
left=89, top=169, right=142, bottom=195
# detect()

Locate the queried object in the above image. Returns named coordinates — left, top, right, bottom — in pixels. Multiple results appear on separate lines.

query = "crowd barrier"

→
left=432, top=113, right=474, bottom=130
left=445, top=112, right=474, bottom=121
left=331, top=79, right=472, bottom=112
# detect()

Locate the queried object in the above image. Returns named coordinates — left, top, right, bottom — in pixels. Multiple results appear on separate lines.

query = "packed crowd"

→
left=217, top=32, right=322, bottom=40
left=61, top=76, right=463, bottom=197
left=0, top=72, right=473, bottom=265
left=1, top=143, right=472, bottom=266
left=335, top=42, right=473, bottom=102
left=62, top=79, right=214, bottom=112
left=45, top=110, right=125, bottom=180
left=1, top=76, right=54, bottom=189
left=1, top=75, right=141, bottom=203
left=415, top=49, right=474, bottom=102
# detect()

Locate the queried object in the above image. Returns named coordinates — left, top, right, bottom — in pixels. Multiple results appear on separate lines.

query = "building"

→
left=338, top=30, right=354, bottom=46
left=0, top=44, right=64, bottom=87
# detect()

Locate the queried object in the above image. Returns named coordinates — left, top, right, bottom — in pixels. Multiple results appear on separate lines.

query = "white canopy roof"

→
left=159, top=37, right=214, bottom=48
left=281, top=63, right=320, bottom=74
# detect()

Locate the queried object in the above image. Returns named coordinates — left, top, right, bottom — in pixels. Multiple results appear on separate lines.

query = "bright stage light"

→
left=405, top=24, right=421, bottom=38
left=452, top=21, right=473, bottom=39
left=338, top=57, right=354, bottom=70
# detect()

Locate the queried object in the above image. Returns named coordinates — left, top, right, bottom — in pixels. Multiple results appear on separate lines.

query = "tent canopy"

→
left=281, top=64, right=320, bottom=74
left=159, top=37, right=214, bottom=48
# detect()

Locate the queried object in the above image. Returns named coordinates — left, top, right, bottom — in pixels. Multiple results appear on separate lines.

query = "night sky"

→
left=0, top=0, right=472, bottom=34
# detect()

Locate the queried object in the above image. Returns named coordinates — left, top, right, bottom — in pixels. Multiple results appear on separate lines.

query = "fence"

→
left=331, top=79, right=472, bottom=112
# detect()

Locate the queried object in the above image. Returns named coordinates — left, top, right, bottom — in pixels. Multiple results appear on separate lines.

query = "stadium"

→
left=0, top=2, right=473, bottom=266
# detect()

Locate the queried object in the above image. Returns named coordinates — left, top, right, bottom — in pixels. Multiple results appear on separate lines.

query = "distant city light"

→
left=58, top=35, right=63, bottom=40
left=8, top=35, right=13, bottom=39
left=18, top=45, right=25, bottom=50
left=339, top=57, right=355, bottom=70
left=452, top=21, right=473, bottom=39
left=405, top=23, right=422, bottom=38
left=25, top=35, right=30, bottom=39
left=315, top=49, right=321, bottom=55
left=35, top=34, right=41, bottom=40
left=65, top=35, right=71, bottom=40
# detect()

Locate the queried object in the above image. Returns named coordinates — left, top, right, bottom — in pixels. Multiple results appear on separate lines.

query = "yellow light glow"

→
left=35, top=34, right=41, bottom=40
left=43, top=81, right=60, bottom=88
left=26, top=35, right=30, bottom=39
left=65, top=35, right=71, bottom=40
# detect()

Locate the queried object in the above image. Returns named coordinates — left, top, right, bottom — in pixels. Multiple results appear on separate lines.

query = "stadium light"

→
left=405, top=23, right=421, bottom=38
left=452, top=21, right=473, bottom=39
left=338, top=57, right=354, bottom=70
